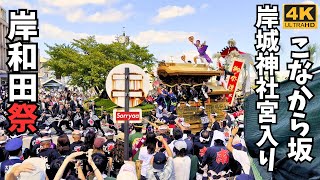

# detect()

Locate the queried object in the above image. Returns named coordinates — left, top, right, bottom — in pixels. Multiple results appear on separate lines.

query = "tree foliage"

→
left=306, top=43, right=319, bottom=63
left=45, top=36, right=156, bottom=91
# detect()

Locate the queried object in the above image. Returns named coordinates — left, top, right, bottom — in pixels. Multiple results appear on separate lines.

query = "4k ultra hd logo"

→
left=283, top=4, right=318, bottom=29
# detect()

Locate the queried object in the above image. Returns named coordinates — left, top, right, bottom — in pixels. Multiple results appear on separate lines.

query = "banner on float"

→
left=226, top=59, right=244, bottom=105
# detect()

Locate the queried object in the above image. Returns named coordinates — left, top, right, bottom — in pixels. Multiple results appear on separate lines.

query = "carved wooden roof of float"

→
left=157, top=62, right=232, bottom=95
left=207, top=83, right=233, bottom=95
left=157, top=62, right=223, bottom=77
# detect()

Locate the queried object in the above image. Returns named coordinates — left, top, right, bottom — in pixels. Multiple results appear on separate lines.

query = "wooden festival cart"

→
left=157, top=62, right=232, bottom=132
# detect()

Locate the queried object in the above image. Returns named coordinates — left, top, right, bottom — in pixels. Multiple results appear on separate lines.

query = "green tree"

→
left=306, top=43, right=319, bottom=63
left=45, top=36, right=156, bottom=93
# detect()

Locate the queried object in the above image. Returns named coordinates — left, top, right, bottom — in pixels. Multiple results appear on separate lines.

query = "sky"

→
left=0, top=0, right=319, bottom=71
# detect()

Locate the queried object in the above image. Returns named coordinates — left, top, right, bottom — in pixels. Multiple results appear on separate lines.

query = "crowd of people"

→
left=0, top=88, right=118, bottom=137
left=138, top=102, right=248, bottom=180
left=150, top=82, right=212, bottom=111
left=0, top=83, right=253, bottom=180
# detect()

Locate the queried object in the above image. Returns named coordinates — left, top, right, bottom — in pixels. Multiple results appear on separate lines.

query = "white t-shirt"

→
left=173, top=156, right=191, bottom=180
left=168, top=140, right=175, bottom=157
left=167, top=139, right=182, bottom=157
left=138, top=146, right=154, bottom=177
left=93, top=174, right=108, bottom=180
left=233, top=149, right=250, bottom=174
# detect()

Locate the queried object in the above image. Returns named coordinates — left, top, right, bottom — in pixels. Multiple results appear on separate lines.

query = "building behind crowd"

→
left=39, top=57, right=55, bottom=85
left=39, top=57, right=74, bottom=90
left=0, top=6, right=8, bottom=85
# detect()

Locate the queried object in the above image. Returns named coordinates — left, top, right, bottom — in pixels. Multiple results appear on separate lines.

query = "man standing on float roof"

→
left=189, top=36, right=213, bottom=70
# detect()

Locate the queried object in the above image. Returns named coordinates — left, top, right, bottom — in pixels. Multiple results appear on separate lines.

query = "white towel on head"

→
left=117, top=162, right=138, bottom=180
left=210, top=130, right=227, bottom=147
left=8, top=157, right=47, bottom=180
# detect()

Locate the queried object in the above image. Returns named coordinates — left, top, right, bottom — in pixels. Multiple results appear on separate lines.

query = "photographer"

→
left=227, top=126, right=254, bottom=179
left=54, top=150, right=103, bottom=180
left=146, top=135, right=174, bottom=180
left=138, top=132, right=157, bottom=180
left=50, top=156, right=77, bottom=180
left=91, top=153, right=110, bottom=180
